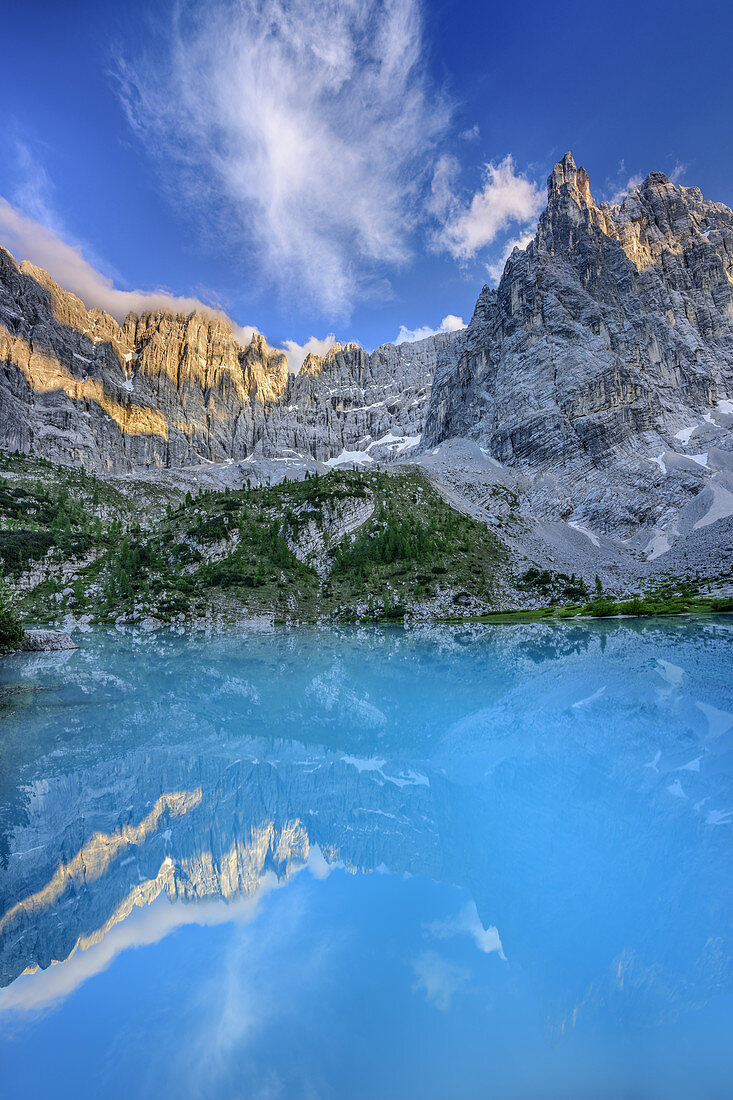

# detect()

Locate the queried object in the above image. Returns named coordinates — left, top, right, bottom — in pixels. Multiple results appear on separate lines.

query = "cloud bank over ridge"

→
left=0, top=196, right=259, bottom=342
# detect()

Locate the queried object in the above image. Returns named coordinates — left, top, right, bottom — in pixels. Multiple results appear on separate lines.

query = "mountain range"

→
left=0, top=251, right=453, bottom=470
left=2, top=152, right=733, bottom=578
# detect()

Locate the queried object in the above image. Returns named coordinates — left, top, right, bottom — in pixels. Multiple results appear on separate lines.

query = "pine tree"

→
left=0, top=577, right=24, bottom=648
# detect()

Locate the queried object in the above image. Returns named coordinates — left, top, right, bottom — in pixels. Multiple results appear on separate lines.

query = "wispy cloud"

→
left=116, top=0, right=450, bottom=319
left=10, top=138, right=60, bottom=231
left=394, top=313, right=464, bottom=344
left=604, top=158, right=687, bottom=207
left=460, top=124, right=480, bottom=142
left=604, top=160, right=643, bottom=207
left=430, top=154, right=543, bottom=261
left=0, top=196, right=258, bottom=339
left=668, top=160, right=687, bottom=184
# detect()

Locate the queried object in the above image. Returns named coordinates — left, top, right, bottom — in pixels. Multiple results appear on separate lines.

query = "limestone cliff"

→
left=423, top=153, right=733, bottom=536
left=0, top=247, right=453, bottom=470
left=255, top=333, right=454, bottom=462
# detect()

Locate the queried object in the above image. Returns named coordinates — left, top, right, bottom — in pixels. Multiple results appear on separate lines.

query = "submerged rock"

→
left=21, top=629, right=78, bottom=652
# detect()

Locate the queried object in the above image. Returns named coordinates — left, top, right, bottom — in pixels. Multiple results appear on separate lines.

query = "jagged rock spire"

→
left=547, top=151, right=594, bottom=208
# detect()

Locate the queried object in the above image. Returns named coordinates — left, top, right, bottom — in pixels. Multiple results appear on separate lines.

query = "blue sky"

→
left=1, top=0, right=731, bottom=367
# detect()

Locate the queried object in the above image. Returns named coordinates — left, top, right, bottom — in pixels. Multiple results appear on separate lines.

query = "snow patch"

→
left=656, top=659, right=685, bottom=687
left=568, top=521, right=600, bottom=548
left=674, top=425, right=696, bottom=445
left=677, top=757, right=702, bottom=772
left=694, top=484, right=733, bottom=530
left=571, top=685, right=606, bottom=708
left=341, top=755, right=386, bottom=773
left=326, top=449, right=374, bottom=467
left=696, top=700, right=733, bottom=738
left=646, top=531, right=671, bottom=560
left=644, top=750, right=661, bottom=772
left=367, top=432, right=421, bottom=455
left=706, top=809, right=733, bottom=826
left=341, top=755, right=429, bottom=789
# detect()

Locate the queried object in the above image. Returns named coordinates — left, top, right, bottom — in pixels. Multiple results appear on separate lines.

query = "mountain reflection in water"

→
left=0, top=621, right=732, bottom=1098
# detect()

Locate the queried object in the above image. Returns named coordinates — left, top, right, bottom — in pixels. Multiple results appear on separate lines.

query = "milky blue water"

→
left=0, top=620, right=732, bottom=1099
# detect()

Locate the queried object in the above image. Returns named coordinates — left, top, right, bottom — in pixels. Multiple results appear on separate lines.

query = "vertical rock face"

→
left=256, top=333, right=455, bottom=461
left=0, top=249, right=290, bottom=469
left=0, top=247, right=454, bottom=470
left=423, top=153, right=733, bottom=532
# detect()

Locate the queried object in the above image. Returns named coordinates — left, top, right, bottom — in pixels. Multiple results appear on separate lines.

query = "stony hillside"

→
left=3, top=447, right=730, bottom=636
left=4, top=152, right=733, bottom=598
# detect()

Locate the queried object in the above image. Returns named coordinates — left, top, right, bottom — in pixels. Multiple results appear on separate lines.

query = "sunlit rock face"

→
left=423, top=154, right=733, bottom=535
left=0, top=742, right=436, bottom=990
left=0, top=248, right=288, bottom=470
left=0, top=247, right=454, bottom=470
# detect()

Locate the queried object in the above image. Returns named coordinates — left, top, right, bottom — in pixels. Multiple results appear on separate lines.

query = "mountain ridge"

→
left=0, top=245, right=455, bottom=469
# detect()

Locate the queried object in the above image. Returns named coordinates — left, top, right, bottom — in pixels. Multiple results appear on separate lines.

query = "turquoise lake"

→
left=0, top=620, right=731, bottom=1098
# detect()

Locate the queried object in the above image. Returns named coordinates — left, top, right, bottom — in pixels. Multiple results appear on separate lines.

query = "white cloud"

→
left=411, top=950, right=470, bottom=1011
left=0, top=196, right=259, bottom=338
left=426, top=900, right=506, bottom=959
left=281, top=333, right=336, bottom=374
left=394, top=313, right=465, bottom=344
left=668, top=160, right=687, bottom=184
left=427, top=153, right=460, bottom=224
left=10, top=138, right=60, bottom=232
left=117, top=0, right=450, bottom=319
left=0, top=872, right=281, bottom=1016
left=485, top=232, right=534, bottom=286
left=431, top=154, right=543, bottom=261
left=605, top=165, right=643, bottom=207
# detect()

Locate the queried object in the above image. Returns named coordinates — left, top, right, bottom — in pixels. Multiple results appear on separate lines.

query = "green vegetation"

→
left=465, top=576, right=733, bottom=624
left=0, top=453, right=509, bottom=626
left=1, top=447, right=731, bottom=633
left=517, top=567, right=589, bottom=603
left=0, top=578, right=24, bottom=649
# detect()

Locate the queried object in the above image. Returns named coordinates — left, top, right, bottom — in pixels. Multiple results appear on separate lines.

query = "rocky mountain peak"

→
left=239, top=332, right=288, bottom=403
left=299, top=342, right=365, bottom=378
left=0, top=243, right=456, bottom=469
left=547, top=151, right=594, bottom=210
left=424, top=154, right=733, bottom=544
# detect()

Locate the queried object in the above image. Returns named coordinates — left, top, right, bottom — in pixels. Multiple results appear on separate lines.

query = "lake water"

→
left=0, top=620, right=731, bottom=1098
